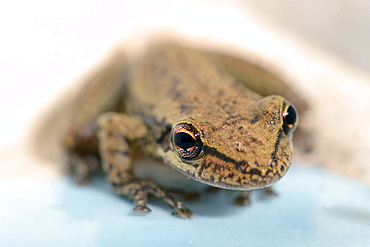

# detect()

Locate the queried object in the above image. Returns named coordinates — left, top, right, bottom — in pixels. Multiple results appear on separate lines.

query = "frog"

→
left=63, top=42, right=303, bottom=218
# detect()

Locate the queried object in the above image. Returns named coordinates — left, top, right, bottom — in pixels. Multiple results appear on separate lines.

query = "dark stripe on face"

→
left=203, top=146, right=240, bottom=166
left=270, top=129, right=283, bottom=161
left=202, top=130, right=284, bottom=174
left=203, top=146, right=257, bottom=176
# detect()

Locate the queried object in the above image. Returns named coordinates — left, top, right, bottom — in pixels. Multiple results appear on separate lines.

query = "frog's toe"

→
left=234, top=191, right=251, bottom=206
left=263, top=187, right=278, bottom=197
left=173, top=207, right=193, bottom=219
left=171, top=201, right=193, bottom=218
left=133, top=205, right=152, bottom=214
left=234, top=196, right=251, bottom=206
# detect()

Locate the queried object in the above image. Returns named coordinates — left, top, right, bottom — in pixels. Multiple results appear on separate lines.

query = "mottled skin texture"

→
left=63, top=43, right=299, bottom=218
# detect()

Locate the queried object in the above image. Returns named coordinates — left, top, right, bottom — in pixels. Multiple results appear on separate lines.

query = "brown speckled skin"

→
left=63, top=43, right=298, bottom=218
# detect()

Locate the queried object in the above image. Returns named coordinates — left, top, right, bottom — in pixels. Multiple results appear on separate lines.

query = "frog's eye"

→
left=282, top=102, right=298, bottom=135
left=171, top=123, right=203, bottom=160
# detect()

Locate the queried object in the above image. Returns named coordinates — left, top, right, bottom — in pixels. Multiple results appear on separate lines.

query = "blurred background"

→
left=0, top=0, right=369, bottom=143
left=1, top=0, right=370, bottom=246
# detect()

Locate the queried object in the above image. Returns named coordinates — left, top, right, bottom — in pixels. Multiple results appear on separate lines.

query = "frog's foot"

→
left=172, top=202, right=193, bottom=219
left=263, top=186, right=278, bottom=197
left=67, top=154, right=100, bottom=185
left=234, top=191, right=251, bottom=206
left=114, top=179, right=193, bottom=218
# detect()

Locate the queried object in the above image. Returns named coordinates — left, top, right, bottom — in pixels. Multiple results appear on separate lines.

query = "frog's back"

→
left=127, top=44, right=261, bottom=127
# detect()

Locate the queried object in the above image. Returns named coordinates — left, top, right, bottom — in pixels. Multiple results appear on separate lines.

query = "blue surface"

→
left=1, top=165, right=370, bottom=246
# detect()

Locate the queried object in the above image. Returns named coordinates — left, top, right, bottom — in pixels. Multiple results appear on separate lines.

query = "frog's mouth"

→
left=163, top=150, right=287, bottom=191
left=198, top=147, right=286, bottom=190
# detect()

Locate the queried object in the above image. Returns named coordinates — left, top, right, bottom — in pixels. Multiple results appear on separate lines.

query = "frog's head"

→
left=161, top=95, right=298, bottom=190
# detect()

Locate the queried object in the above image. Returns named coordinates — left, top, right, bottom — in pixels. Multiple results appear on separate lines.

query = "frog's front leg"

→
left=97, top=112, right=193, bottom=218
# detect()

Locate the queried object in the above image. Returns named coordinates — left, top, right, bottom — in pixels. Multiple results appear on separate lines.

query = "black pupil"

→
left=174, top=132, right=197, bottom=150
left=284, top=105, right=297, bottom=125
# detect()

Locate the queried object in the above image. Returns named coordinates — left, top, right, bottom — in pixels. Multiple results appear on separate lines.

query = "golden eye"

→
left=171, top=123, right=203, bottom=160
left=282, top=102, right=298, bottom=135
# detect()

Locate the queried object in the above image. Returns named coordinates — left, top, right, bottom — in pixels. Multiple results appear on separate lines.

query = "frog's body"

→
left=64, top=43, right=299, bottom=218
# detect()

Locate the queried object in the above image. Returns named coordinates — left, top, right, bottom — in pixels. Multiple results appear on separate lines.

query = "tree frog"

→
left=63, top=43, right=302, bottom=218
